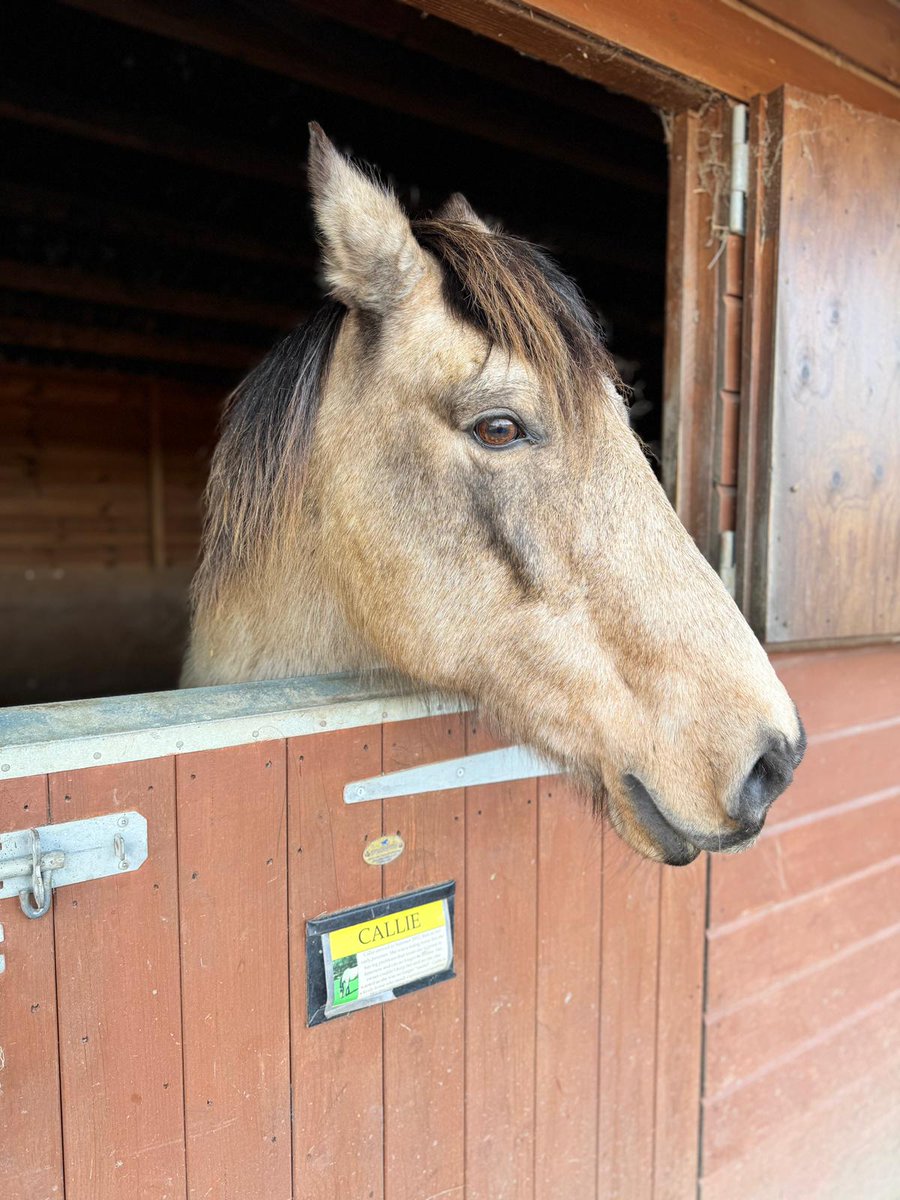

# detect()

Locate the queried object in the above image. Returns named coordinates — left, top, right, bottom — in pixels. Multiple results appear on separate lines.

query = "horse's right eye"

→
left=473, top=416, right=525, bottom=448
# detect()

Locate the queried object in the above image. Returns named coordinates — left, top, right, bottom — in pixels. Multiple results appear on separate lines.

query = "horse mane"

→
left=193, top=218, right=616, bottom=611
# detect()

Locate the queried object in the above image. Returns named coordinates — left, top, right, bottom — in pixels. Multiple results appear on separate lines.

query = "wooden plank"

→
left=0, top=258, right=302, bottom=328
left=662, top=105, right=730, bottom=558
left=710, top=786, right=900, bottom=925
left=740, top=0, right=899, bottom=85
left=705, top=924, right=900, bottom=1098
left=652, top=855, right=706, bottom=1200
left=701, top=1046, right=900, bottom=1200
left=706, top=858, right=900, bottom=1012
left=464, top=720, right=538, bottom=1200
left=702, top=990, right=900, bottom=1175
left=411, top=0, right=900, bottom=119
left=0, top=179, right=308, bottom=269
left=772, top=644, right=900, bottom=736
left=597, top=827, right=661, bottom=1200
left=50, top=758, right=186, bottom=1199
left=381, top=715, right=466, bottom=1200
left=737, top=87, right=900, bottom=641
left=63, top=0, right=666, bottom=193
left=297, top=0, right=662, bottom=139
left=775, top=719, right=900, bottom=827
left=534, top=776, right=602, bottom=1200
left=177, top=741, right=292, bottom=1200
left=287, top=726, right=385, bottom=1200
left=0, top=774, right=65, bottom=1200
left=0, top=316, right=260, bottom=370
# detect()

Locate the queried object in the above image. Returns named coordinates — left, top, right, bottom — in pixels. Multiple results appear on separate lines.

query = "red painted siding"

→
left=701, top=644, right=900, bottom=1199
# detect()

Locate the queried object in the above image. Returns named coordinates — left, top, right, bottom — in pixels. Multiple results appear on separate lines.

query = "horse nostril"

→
left=734, top=739, right=795, bottom=830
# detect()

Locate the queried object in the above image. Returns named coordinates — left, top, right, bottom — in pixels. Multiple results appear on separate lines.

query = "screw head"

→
left=117, top=816, right=128, bottom=828
left=118, top=859, right=130, bottom=871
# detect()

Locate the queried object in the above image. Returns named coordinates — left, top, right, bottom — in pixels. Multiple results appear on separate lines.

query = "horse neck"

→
left=183, top=522, right=376, bottom=687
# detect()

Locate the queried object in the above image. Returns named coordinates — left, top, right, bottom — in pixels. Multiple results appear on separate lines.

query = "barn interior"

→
left=0, top=0, right=669, bottom=706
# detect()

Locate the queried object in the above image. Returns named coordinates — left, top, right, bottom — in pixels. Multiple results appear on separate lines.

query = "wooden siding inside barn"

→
left=0, top=365, right=220, bottom=704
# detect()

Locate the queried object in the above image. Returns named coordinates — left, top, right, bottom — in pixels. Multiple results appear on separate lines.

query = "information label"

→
left=306, top=881, right=455, bottom=1025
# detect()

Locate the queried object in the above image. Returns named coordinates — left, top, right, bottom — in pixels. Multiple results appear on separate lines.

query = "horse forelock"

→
left=412, top=217, right=620, bottom=420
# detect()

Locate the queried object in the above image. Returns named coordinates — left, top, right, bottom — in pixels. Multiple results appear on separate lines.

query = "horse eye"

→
left=473, top=416, right=525, bottom=448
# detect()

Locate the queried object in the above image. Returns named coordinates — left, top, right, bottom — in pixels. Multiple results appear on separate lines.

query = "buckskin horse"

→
left=183, top=125, right=805, bottom=865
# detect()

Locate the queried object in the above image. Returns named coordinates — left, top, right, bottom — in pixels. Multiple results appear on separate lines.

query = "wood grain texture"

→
left=701, top=643, right=900, bottom=1192
left=50, top=758, right=186, bottom=1199
left=662, top=104, right=731, bottom=560
left=288, top=726, right=385, bottom=1200
left=703, top=990, right=900, bottom=1176
left=419, top=0, right=900, bottom=118
left=597, top=829, right=661, bottom=1200
left=737, top=86, right=900, bottom=641
left=653, top=855, right=707, bottom=1200
left=381, top=715, right=466, bottom=1200
left=464, top=720, right=538, bottom=1200
left=534, top=776, right=602, bottom=1200
left=740, top=0, right=900, bottom=85
left=176, top=741, right=292, bottom=1200
left=0, top=774, right=64, bottom=1200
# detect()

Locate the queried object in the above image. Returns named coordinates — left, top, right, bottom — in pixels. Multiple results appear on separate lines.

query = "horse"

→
left=183, top=124, right=805, bottom=866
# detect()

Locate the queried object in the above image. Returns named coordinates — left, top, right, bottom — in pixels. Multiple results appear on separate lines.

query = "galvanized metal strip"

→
left=0, top=674, right=466, bottom=781
left=344, top=745, right=562, bottom=804
left=0, top=812, right=148, bottom=899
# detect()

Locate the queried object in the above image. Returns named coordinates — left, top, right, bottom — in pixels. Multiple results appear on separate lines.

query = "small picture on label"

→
left=332, top=954, right=359, bottom=1006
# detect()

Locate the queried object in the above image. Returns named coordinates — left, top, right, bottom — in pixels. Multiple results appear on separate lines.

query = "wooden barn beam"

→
left=0, top=260, right=304, bottom=330
left=0, top=181, right=311, bottom=270
left=281, top=0, right=663, bottom=140
left=59, top=0, right=666, bottom=193
left=397, top=0, right=712, bottom=109
left=0, top=317, right=264, bottom=370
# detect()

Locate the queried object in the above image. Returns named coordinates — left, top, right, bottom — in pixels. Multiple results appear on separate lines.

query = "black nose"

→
left=733, top=726, right=805, bottom=832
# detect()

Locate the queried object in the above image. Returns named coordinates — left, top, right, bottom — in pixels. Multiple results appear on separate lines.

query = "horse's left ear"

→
left=307, top=123, right=426, bottom=314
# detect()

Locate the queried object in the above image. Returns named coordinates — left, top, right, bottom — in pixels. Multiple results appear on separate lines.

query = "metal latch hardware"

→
left=0, top=812, right=148, bottom=919
left=344, top=745, right=562, bottom=804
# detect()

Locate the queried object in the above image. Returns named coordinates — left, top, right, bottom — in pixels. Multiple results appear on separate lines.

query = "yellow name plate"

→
left=306, top=882, right=455, bottom=1025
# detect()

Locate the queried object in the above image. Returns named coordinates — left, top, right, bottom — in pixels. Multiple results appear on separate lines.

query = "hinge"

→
left=344, top=745, right=561, bottom=804
left=0, top=812, right=147, bottom=921
left=729, top=104, right=750, bottom=236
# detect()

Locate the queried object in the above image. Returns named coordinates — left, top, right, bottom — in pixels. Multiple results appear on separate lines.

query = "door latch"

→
left=0, top=812, right=148, bottom=919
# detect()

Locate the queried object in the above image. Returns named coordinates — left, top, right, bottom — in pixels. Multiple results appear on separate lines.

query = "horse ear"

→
left=436, top=192, right=491, bottom=231
left=307, top=123, right=426, bottom=313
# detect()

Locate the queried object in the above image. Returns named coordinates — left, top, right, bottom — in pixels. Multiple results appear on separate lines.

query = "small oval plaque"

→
left=363, top=833, right=405, bottom=867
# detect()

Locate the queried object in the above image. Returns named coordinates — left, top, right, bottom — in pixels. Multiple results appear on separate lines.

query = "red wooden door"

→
left=1, top=713, right=704, bottom=1199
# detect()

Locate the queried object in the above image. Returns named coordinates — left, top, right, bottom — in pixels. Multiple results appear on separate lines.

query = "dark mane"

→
left=194, top=219, right=616, bottom=607
left=193, top=299, right=345, bottom=608
left=412, top=216, right=618, bottom=418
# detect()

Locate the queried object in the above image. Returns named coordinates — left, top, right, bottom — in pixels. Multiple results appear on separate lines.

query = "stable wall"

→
left=0, top=365, right=219, bottom=703
left=702, top=643, right=900, bottom=1198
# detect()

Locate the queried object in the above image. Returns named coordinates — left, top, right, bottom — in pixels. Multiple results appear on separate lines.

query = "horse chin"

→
left=602, top=780, right=702, bottom=867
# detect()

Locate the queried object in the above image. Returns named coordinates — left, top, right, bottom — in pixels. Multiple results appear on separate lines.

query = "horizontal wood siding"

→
left=0, top=364, right=220, bottom=703
left=701, top=644, right=900, bottom=1199
left=0, top=365, right=219, bottom=569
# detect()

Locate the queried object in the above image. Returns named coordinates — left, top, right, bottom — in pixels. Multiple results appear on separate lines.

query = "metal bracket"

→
left=0, top=812, right=148, bottom=919
left=344, top=745, right=562, bottom=804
